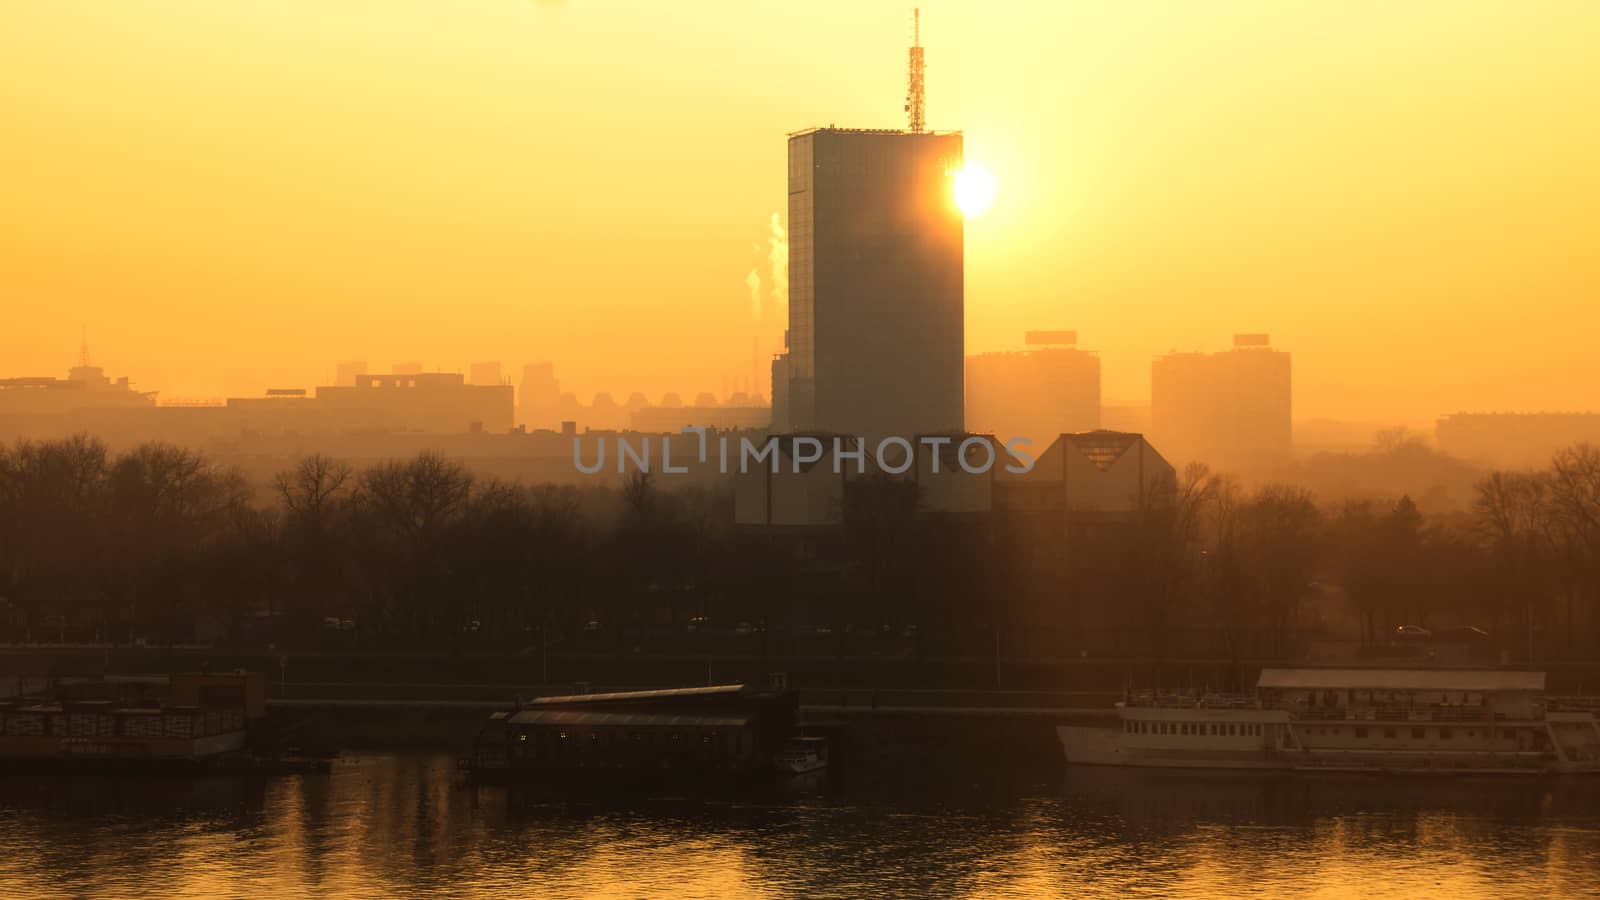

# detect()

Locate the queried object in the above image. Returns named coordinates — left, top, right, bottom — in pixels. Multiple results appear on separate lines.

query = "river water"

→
left=1, top=754, right=1598, bottom=898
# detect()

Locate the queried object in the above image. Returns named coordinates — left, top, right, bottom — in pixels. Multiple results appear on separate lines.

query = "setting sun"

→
left=954, top=163, right=997, bottom=218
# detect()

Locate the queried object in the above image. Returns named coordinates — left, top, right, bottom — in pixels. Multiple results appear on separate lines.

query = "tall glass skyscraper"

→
left=784, top=127, right=964, bottom=439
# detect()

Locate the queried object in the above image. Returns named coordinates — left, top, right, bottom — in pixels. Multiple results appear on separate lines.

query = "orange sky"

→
left=2, top=1, right=1597, bottom=424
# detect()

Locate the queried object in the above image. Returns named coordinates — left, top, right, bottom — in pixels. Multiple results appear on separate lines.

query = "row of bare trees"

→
left=4, top=435, right=1600, bottom=659
left=1473, top=445, right=1600, bottom=654
left=0, top=438, right=613, bottom=645
left=1113, top=446, right=1600, bottom=661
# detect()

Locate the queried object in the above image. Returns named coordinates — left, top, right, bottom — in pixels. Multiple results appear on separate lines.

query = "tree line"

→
left=2, top=435, right=1599, bottom=660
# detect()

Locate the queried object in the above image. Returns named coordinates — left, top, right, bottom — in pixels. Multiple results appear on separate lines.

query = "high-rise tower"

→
left=783, top=129, right=965, bottom=439
left=784, top=13, right=962, bottom=438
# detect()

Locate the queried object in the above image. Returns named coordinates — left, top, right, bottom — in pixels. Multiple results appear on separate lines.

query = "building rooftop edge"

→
left=787, top=126, right=963, bottom=138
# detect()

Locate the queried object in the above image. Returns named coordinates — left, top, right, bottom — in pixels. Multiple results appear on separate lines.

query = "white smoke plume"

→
left=746, top=269, right=763, bottom=321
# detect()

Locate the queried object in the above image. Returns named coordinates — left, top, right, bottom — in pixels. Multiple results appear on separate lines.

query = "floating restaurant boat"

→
left=1057, top=668, right=1600, bottom=774
left=0, top=671, right=327, bottom=774
left=463, top=682, right=822, bottom=782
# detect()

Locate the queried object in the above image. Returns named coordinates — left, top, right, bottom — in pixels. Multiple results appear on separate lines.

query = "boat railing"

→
left=1547, top=696, right=1600, bottom=714
left=1124, top=690, right=1255, bottom=710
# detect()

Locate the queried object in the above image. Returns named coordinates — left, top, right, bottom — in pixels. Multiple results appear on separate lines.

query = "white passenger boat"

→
left=1057, top=668, right=1600, bottom=774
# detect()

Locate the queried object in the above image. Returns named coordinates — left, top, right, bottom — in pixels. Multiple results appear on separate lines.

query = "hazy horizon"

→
left=4, top=1, right=1597, bottom=422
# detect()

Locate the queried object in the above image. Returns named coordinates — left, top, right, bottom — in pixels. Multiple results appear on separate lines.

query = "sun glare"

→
left=953, top=163, right=997, bottom=218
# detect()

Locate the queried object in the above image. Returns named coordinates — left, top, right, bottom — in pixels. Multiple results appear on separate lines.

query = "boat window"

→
left=1412, top=727, right=1426, bottom=739
left=1355, top=727, right=1367, bottom=738
left=1383, top=728, right=1396, bottom=739
left=1440, top=727, right=1453, bottom=739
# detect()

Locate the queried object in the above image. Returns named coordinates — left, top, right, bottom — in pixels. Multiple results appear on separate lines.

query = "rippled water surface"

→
left=2, top=754, right=1599, bottom=898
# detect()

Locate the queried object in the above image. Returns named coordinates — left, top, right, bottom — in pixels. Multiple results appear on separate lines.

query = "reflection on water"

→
left=1, top=756, right=1598, bottom=899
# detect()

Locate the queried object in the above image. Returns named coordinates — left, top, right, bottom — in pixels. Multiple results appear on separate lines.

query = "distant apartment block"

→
left=518, top=362, right=562, bottom=430
left=334, top=360, right=368, bottom=387
left=316, top=373, right=512, bottom=434
left=966, top=331, right=1100, bottom=445
left=1151, top=334, right=1291, bottom=470
left=1436, top=412, right=1600, bottom=466
left=469, top=361, right=503, bottom=387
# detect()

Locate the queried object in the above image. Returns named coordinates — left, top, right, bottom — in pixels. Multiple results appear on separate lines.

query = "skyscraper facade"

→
left=785, top=127, right=964, bottom=438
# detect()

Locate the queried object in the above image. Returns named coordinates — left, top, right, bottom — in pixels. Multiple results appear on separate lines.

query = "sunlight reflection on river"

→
left=1, top=754, right=1597, bottom=899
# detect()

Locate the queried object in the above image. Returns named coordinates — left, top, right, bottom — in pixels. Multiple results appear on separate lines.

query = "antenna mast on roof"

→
left=905, top=8, right=925, bottom=133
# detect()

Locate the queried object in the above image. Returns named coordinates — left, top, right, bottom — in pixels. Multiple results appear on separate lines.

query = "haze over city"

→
left=4, top=1, right=1597, bottom=424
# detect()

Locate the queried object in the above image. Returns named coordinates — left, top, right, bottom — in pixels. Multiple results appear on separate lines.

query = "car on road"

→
left=1394, top=624, right=1433, bottom=640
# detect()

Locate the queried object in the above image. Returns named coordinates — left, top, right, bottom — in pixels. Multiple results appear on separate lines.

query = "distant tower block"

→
left=905, top=8, right=926, bottom=133
left=335, top=360, right=368, bottom=387
left=469, top=361, right=503, bottom=386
